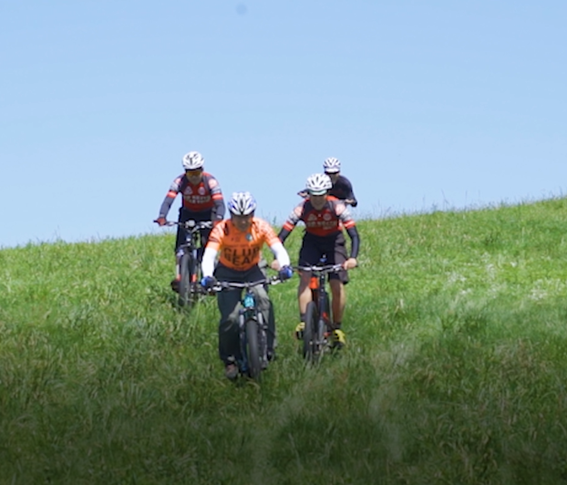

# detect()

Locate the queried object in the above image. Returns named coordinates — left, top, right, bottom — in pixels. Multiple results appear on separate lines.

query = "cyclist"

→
left=154, top=151, right=225, bottom=292
left=298, top=157, right=358, bottom=207
left=200, top=192, right=293, bottom=380
left=279, top=173, right=360, bottom=348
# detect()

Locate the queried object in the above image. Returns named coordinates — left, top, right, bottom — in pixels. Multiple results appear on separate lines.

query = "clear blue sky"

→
left=1, top=1, right=566, bottom=248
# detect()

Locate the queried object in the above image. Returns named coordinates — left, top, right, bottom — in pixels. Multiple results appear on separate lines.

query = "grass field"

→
left=2, top=198, right=567, bottom=484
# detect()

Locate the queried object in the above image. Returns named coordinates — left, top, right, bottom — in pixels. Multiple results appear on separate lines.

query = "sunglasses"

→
left=185, top=170, right=203, bottom=176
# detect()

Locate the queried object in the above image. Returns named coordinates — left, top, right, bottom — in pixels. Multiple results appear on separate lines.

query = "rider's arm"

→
left=277, top=228, right=291, bottom=244
left=201, top=247, right=217, bottom=278
left=346, top=226, right=360, bottom=259
left=269, top=241, right=290, bottom=268
left=157, top=177, right=182, bottom=219
left=206, top=175, right=225, bottom=222
left=342, top=177, right=358, bottom=207
left=158, top=192, right=176, bottom=219
left=212, top=196, right=225, bottom=222
left=278, top=202, right=304, bottom=243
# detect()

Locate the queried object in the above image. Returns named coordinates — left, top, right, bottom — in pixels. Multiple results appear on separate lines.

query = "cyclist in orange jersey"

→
left=200, top=192, right=293, bottom=380
left=279, top=173, right=360, bottom=347
left=154, top=151, right=225, bottom=292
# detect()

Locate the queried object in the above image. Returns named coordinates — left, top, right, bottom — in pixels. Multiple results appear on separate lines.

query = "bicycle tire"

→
left=303, top=301, right=320, bottom=362
left=178, top=252, right=194, bottom=307
left=191, top=255, right=203, bottom=302
left=245, top=318, right=262, bottom=381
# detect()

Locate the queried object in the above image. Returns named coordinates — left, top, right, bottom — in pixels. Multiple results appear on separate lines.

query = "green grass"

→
left=2, top=198, right=567, bottom=484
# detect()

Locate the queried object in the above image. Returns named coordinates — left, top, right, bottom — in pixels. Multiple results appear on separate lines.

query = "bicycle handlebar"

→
left=209, top=276, right=284, bottom=292
left=163, top=220, right=213, bottom=230
left=294, top=263, right=344, bottom=274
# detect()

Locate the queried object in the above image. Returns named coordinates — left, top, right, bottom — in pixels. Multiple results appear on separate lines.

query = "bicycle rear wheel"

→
left=303, top=301, right=321, bottom=362
left=245, top=318, right=262, bottom=381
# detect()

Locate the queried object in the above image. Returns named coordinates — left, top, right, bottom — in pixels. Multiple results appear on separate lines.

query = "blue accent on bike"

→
left=243, top=293, right=255, bottom=308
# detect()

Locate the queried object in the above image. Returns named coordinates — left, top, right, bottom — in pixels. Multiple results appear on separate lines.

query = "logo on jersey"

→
left=224, top=247, right=260, bottom=268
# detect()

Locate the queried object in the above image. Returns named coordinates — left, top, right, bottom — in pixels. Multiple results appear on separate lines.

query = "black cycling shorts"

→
left=298, top=232, right=349, bottom=284
left=175, top=208, right=213, bottom=252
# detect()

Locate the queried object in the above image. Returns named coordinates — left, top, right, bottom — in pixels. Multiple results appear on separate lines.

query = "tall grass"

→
left=2, top=198, right=567, bottom=484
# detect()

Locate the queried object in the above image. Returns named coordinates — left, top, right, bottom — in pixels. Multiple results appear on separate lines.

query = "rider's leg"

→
left=298, top=271, right=312, bottom=318
left=329, top=233, right=349, bottom=327
left=215, top=265, right=244, bottom=366
left=195, top=209, right=213, bottom=262
left=298, top=237, right=320, bottom=321
left=250, top=282, right=273, bottom=353
left=216, top=289, right=242, bottom=365
left=329, top=279, right=346, bottom=326
left=171, top=209, right=190, bottom=291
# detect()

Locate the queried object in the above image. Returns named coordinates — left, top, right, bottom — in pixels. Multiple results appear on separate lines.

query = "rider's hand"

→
left=343, top=258, right=357, bottom=270
left=270, top=260, right=281, bottom=271
left=154, top=217, right=166, bottom=226
left=278, top=265, right=293, bottom=281
left=200, top=275, right=217, bottom=289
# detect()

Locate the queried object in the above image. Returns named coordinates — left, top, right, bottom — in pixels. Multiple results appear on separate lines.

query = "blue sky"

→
left=1, top=1, right=566, bottom=248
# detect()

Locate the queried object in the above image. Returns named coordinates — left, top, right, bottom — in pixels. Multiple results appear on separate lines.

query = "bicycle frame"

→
left=309, top=269, right=332, bottom=330
left=296, top=257, right=343, bottom=361
left=167, top=220, right=212, bottom=306
left=171, top=220, right=212, bottom=260
left=212, top=277, right=282, bottom=381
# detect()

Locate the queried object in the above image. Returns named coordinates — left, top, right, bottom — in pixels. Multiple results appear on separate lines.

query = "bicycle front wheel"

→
left=303, top=301, right=321, bottom=362
left=245, top=318, right=262, bottom=381
left=178, top=252, right=195, bottom=308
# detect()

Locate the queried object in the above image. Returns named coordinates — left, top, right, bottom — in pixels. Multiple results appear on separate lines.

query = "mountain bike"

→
left=296, top=257, right=343, bottom=363
left=167, top=220, right=212, bottom=307
left=210, top=276, right=285, bottom=381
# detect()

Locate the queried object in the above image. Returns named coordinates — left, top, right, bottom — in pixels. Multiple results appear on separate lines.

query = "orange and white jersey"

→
left=206, top=217, right=281, bottom=271
left=282, top=196, right=356, bottom=238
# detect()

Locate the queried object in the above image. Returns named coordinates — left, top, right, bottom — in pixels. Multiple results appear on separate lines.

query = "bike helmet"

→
left=305, top=173, right=332, bottom=195
left=323, top=157, right=341, bottom=174
left=182, top=151, right=205, bottom=170
left=228, top=191, right=257, bottom=216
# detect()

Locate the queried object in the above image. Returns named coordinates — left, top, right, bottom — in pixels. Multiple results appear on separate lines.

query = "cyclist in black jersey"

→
left=297, top=157, right=357, bottom=207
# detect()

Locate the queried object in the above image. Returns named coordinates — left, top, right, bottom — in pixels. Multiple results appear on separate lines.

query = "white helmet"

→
left=305, top=173, right=332, bottom=196
left=228, top=191, right=257, bottom=216
left=182, top=151, right=205, bottom=170
left=323, top=157, right=341, bottom=174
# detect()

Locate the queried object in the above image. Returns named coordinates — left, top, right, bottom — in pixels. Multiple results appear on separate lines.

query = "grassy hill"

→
left=2, top=198, right=567, bottom=484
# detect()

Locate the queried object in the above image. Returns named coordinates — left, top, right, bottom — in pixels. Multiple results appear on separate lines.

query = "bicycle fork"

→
left=238, top=295, right=269, bottom=374
left=176, top=247, right=199, bottom=283
left=310, top=276, right=332, bottom=340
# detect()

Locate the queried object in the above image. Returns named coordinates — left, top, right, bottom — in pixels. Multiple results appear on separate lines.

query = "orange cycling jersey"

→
left=207, top=217, right=280, bottom=271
